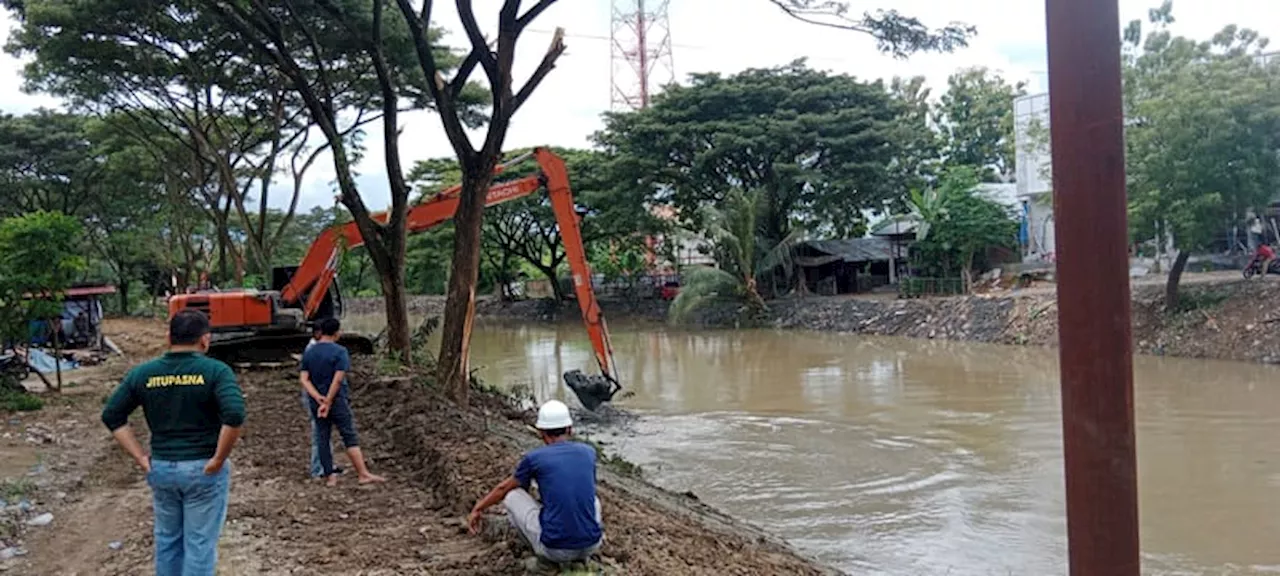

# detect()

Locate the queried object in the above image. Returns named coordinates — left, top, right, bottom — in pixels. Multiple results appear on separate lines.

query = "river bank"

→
left=351, top=274, right=1280, bottom=364
left=3, top=318, right=834, bottom=575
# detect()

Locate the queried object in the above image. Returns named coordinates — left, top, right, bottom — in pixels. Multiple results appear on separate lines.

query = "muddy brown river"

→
left=349, top=315, right=1280, bottom=575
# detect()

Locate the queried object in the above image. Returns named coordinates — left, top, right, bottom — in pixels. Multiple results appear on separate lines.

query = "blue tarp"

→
left=26, top=348, right=78, bottom=374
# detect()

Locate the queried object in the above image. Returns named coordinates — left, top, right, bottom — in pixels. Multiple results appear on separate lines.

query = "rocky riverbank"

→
left=352, top=276, right=1280, bottom=364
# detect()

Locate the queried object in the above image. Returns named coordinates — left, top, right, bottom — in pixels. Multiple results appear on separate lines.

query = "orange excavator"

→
left=168, top=148, right=621, bottom=404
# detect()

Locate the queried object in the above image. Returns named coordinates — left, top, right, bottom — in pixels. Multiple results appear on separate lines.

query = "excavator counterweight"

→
left=167, top=148, right=621, bottom=407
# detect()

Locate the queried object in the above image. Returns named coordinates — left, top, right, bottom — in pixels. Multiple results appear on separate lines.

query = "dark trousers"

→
left=310, top=399, right=360, bottom=476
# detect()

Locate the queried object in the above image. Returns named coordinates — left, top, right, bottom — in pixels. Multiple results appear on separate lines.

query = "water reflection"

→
left=345, top=315, right=1280, bottom=575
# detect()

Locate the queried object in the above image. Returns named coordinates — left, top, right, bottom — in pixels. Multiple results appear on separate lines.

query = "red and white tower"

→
left=609, top=0, right=676, bottom=110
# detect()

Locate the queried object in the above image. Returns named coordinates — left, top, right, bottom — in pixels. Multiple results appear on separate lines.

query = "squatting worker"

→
left=468, top=400, right=604, bottom=563
left=100, top=309, right=245, bottom=576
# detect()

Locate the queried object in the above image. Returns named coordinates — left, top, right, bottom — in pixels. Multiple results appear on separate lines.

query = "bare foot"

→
left=326, top=474, right=339, bottom=487
left=357, top=473, right=386, bottom=484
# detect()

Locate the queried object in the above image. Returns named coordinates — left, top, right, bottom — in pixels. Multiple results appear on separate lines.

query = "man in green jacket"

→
left=101, top=309, right=246, bottom=576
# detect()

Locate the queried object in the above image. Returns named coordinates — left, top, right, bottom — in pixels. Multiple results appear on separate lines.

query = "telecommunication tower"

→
left=609, top=0, right=676, bottom=110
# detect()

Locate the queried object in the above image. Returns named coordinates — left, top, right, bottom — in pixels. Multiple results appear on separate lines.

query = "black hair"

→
left=170, top=309, right=211, bottom=345
left=541, top=427, right=569, bottom=438
left=317, top=317, right=341, bottom=336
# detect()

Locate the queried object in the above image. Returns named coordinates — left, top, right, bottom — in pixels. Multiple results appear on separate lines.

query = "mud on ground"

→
left=5, top=319, right=834, bottom=575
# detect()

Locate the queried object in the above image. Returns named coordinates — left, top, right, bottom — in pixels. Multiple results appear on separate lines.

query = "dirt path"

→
left=1, top=319, right=834, bottom=575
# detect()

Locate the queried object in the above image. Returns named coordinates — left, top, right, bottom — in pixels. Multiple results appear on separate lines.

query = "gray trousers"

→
left=503, top=488, right=602, bottom=562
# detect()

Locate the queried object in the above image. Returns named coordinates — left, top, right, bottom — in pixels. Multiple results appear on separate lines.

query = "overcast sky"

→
left=2, top=0, right=1277, bottom=213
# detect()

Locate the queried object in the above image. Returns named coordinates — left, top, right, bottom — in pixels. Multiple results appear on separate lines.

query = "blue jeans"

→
left=311, top=398, right=360, bottom=477
left=146, top=458, right=232, bottom=576
left=302, top=391, right=322, bottom=477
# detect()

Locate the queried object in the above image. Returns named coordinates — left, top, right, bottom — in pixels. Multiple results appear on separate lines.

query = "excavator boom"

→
left=172, top=148, right=620, bottom=393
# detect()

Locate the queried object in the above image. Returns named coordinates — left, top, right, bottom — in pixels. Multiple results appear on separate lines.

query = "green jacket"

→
left=101, top=351, right=246, bottom=461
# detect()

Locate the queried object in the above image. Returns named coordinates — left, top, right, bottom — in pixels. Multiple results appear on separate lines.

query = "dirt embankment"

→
left=5, top=318, right=834, bottom=575
left=355, top=276, right=1280, bottom=364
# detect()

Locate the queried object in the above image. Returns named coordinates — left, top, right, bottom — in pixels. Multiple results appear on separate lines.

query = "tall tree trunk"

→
left=1166, top=250, right=1190, bottom=310
left=377, top=255, right=410, bottom=361
left=438, top=170, right=496, bottom=405
left=540, top=265, right=564, bottom=301
left=118, top=280, right=130, bottom=316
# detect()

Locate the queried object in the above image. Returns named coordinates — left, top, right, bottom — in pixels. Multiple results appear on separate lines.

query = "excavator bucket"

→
left=563, top=370, right=621, bottom=412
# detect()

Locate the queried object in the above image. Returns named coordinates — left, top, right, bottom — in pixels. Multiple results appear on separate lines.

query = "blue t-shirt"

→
left=300, top=341, right=350, bottom=408
left=514, top=441, right=601, bottom=550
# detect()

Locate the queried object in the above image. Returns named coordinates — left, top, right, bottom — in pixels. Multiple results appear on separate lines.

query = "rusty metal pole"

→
left=1044, top=0, right=1140, bottom=575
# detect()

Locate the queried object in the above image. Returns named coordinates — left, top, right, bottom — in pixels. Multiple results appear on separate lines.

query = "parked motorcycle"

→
left=1244, top=258, right=1280, bottom=279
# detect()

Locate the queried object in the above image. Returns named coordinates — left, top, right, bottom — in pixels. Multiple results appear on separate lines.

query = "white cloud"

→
left=3, top=0, right=1278, bottom=213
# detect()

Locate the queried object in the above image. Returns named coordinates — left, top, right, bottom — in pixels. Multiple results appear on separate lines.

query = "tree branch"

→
left=516, top=0, right=558, bottom=31
left=368, top=0, right=411, bottom=232
left=511, top=27, right=567, bottom=115
left=456, top=0, right=499, bottom=81
left=392, top=0, right=476, bottom=162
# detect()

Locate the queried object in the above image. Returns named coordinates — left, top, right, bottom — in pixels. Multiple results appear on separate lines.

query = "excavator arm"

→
left=279, top=148, right=619, bottom=385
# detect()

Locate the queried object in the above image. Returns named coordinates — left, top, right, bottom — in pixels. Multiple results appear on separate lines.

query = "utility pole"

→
left=609, top=0, right=675, bottom=110
left=1044, top=0, right=1140, bottom=574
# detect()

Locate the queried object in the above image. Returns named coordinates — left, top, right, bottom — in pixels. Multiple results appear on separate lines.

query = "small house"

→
left=795, top=238, right=894, bottom=295
left=26, top=284, right=115, bottom=349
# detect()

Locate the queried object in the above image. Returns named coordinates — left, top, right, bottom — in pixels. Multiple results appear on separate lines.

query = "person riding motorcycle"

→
left=1249, top=243, right=1276, bottom=278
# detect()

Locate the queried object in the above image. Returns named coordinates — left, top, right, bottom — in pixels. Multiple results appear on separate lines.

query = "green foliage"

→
left=1123, top=2, right=1280, bottom=305
left=0, top=478, right=37, bottom=500
left=885, top=76, right=942, bottom=199
left=0, top=211, right=85, bottom=345
left=907, top=167, right=1018, bottom=281
left=1124, top=5, right=1279, bottom=251
left=0, top=110, right=99, bottom=217
left=0, top=389, right=42, bottom=412
left=936, top=67, right=1027, bottom=182
left=596, top=60, right=901, bottom=243
left=669, top=189, right=801, bottom=323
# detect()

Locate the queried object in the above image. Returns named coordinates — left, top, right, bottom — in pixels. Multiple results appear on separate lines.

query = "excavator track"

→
left=207, top=331, right=375, bottom=365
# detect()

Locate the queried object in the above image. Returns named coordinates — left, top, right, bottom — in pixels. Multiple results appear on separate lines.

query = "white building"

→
left=1013, top=92, right=1055, bottom=262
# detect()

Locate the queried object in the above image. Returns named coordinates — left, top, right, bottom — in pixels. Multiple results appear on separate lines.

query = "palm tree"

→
left=669, top=189, right=801, bottom=323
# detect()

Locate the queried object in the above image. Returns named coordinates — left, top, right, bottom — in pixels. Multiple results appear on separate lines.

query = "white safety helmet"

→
left=535, top=400, right=573, bottom=430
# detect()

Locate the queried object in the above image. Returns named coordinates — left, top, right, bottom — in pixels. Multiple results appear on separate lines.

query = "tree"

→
left=764, top=1, right=974, bottom=56
left=183, top=0, right=484, bottom=361
left=1123, top=3, right=1280, bottom=308
left=597, top=60, right=902, bottom=246
left=935, top=67, right=1026, bottom=182
left=2, top=0, right=343, bottom=282
left=669, top=189, right=800, bottom=324
left=885, top=75, right=942, bottom=201
left=378, top=0, right=568, bottom=403
left=0, top=110, right=102, bottom=217
left=79, top=118, right=169, bottom=313
left=0, top=211, right=85, bottom=392
left=906, top=166, right=1018, bottom=288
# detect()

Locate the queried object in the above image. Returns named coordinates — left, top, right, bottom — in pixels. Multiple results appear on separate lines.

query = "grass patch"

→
left=0, top=478, right=36, bottom=501
left=575, top=437, right=642, bottom=479
left=0, top=389, right=43, bottom=412
left=1174, top=289, right=1229, bottom=313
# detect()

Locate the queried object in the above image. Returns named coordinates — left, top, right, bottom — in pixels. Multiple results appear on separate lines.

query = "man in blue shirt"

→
left=468, top=400, right=603, bottom=563
left=299, top=317, right=384, bottom=487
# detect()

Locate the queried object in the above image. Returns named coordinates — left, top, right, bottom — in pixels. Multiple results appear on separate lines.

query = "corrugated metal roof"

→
left=65, top=285, right=117, bottom=297
left=798, top=237, right=893, bottom=265
left=870, top=215, right=920, bottom=236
